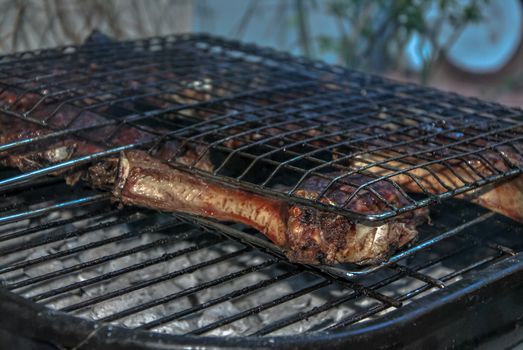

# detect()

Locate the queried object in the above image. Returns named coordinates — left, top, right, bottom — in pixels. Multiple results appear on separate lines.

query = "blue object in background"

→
left=401, top=0, right=523, bottom=73
left=195, top=0, right=523, bottom=75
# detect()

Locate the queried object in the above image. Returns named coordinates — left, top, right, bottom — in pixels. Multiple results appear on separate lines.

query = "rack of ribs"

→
left=1, top=89, right=521, bottom=265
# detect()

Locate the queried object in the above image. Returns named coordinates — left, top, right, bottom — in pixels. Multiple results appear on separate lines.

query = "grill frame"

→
left=1, top=32, right=523, bottom=348
left=0, top=32, right=522, bottom=222
left=1, top=252, right=522, bottom=349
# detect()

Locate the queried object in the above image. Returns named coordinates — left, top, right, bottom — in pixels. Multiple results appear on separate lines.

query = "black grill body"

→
left=0, top=32, right=523, bottom=349
left=1, top=252, right=522, bottom=349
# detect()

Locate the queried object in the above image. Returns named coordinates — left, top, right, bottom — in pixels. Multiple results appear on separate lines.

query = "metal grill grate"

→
left=0, top=168, right=522, bottom=337
left=0, top=34, right=522, bottom=221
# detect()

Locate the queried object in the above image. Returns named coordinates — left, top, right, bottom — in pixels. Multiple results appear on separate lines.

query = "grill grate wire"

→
left=0, top=33, right=523, bottom=338
left=0, top=34, right=521, bottom=221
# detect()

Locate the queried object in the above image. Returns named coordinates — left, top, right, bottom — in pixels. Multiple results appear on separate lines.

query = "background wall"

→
left=0, top=0, right=192, bottom=52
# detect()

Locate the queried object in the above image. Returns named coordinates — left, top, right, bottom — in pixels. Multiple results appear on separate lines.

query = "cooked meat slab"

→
left=1, top=87, right=521, bottom=266
left=115, top=150, right=425, bottom=264
left=353, top=123, right=523, bottom=223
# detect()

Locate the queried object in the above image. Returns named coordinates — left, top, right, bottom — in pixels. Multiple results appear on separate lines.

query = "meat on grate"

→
left=0, top=90, right=426, bottom=265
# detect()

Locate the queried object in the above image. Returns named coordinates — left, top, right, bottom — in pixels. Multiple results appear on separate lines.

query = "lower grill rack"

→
left=1, top=168, right=522, bottom=340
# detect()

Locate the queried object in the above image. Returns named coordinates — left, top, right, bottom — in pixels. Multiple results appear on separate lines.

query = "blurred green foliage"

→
left=311, top=0, right=487, bottom=80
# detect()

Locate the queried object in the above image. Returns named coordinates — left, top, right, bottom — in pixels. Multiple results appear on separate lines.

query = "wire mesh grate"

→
left=0, top=33, right=522, bottom=220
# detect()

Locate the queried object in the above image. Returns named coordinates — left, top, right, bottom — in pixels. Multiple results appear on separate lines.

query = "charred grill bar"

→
left=0, top=33, right=523, bottom=348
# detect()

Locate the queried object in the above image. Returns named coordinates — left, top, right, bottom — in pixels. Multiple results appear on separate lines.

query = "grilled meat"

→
left=116, top=150, right=425, bottom=264
left=353, top=122, right=523, bottom=223
left=0, top=90, right=426, bottom=265
left=359, top=159, right=523, bottom=223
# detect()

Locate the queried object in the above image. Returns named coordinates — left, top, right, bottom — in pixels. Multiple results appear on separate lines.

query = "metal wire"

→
left=0, top=34, right=523, bottom=338
left=0, top=34, right=522, bottom=221
left=0, top=168, right=521, bottom=337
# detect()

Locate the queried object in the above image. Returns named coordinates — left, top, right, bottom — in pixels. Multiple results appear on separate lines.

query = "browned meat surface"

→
left=0, top=98, right=425, bottom=264
left=358, top=155, right=523, bottom=223
left=353, top=123, right=523, bottom=223
left=0, top=89, right=213, bottom=183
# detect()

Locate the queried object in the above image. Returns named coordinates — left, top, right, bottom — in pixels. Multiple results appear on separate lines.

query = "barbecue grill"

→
left=0, top=32, right=523, bottom=349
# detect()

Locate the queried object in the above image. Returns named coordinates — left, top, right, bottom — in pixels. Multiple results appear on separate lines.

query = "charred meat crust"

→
left=2, top=87, right=522, bottom=263
left=291, top=173, right=412, bottom=215
left=286, top=202, right=425, bottom=264
left=354, top=133, right=523, bottom=224
left=0, top=73, right=521, bottom=266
